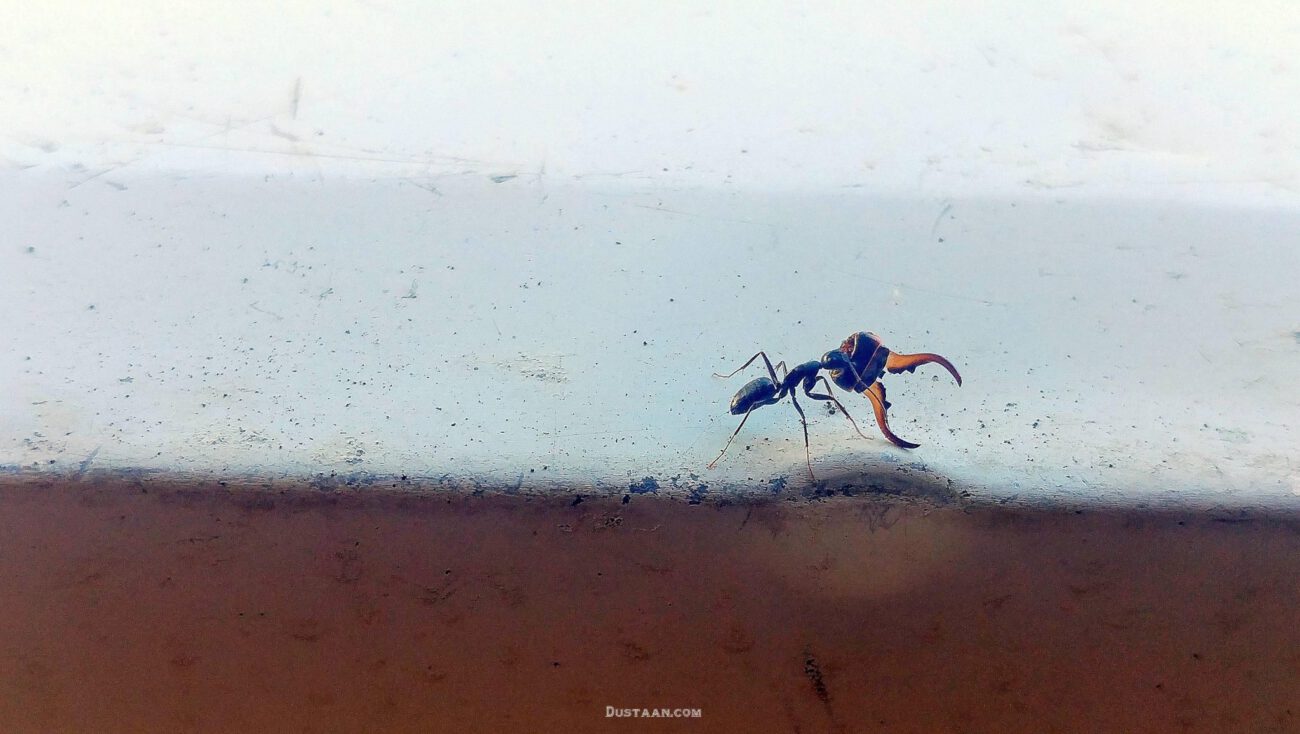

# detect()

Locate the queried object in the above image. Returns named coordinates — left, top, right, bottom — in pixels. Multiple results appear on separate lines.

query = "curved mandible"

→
left=884, top=351, right=962, bottom=386
left=863, top=382, right=920, bottom=449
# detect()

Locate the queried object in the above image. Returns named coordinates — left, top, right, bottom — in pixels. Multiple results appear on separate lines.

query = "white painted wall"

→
left=3, top=2, right=1298, bottom=504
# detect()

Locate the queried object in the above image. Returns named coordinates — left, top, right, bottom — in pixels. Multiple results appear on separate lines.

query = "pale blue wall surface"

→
left=3, top=2, right=1298, bottom=505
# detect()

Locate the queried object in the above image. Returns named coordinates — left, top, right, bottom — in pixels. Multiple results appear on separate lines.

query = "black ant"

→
left=708, top=331, right=962, bottom=479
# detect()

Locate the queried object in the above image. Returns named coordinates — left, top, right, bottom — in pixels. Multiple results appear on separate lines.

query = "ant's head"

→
left=839, top=331, right=882, bottom=360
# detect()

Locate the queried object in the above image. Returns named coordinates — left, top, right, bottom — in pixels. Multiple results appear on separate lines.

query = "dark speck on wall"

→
left=628, top=477, right=659, bottom=495
left=804, top=652, right=830, bottom=704
left=687, top=484, right=707, bottom=505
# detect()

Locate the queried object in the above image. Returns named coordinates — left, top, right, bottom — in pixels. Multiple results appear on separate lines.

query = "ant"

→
left=708, top=331, right=962, bottom=479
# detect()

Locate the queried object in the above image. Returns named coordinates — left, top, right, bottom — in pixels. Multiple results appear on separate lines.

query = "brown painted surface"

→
left=1, top=479, right=1298, bottom=733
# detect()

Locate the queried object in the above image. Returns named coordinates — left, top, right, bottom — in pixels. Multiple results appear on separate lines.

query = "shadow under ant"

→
left=774, top=455, right=964, bottom=505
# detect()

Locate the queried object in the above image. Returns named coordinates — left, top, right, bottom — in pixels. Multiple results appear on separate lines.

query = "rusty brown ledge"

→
left=1, top=476, right=1297, bottom=733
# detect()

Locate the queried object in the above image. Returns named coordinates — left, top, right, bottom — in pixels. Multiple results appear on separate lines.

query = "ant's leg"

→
left=863, top=382, right=919, bottom=449
left=805, top=376, right=871, bottom=441
left=713, top=351, right=781, bottom=384
left=788, top=392, right=815, bottom=480
left=707, top=404, right=759, bottom=469
left=885, top=351, right=962, bottom=385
